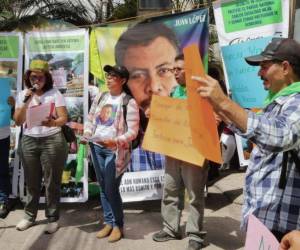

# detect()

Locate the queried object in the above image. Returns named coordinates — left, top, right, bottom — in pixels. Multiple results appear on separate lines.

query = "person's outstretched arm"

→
left=192, top=75, right=248, bottom=132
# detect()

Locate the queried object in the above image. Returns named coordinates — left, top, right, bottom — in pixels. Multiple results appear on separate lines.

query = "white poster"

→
left=213, top=0, right=290, bottom=167
left=120, top=170, right=164, bottom=203
left=21, top=29, right=89, bottom=202
left=213, top=0, right=290, bottom=46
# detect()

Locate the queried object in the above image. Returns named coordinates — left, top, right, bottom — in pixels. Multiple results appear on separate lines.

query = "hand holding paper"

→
left=183, top=44, right=222, bottom=163
left=26, top=102, right=54, bottom=129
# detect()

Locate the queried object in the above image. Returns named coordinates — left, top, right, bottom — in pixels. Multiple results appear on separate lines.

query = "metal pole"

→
left=102, top=0, right=108, bottom=22
left=290, top=0, right=296, bottom=38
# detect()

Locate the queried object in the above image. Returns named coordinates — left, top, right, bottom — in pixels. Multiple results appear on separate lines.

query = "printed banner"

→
left=0, top=32, right=23, bottom=197
left=213, top=0, right=289, bottom=167
left=23, top=29, right=89, bottom=202
left=92, top=8, right=209, bottom=201
left=120, top=170, right=164, bottom=202
left=213, top=0, right=290, bottom=46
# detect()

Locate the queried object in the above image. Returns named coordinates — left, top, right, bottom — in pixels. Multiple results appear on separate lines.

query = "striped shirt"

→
left=231, top=93, right=300, bottom=234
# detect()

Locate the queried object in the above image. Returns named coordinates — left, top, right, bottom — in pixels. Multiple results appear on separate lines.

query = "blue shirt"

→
left=231, top=93, right=300, bottom=233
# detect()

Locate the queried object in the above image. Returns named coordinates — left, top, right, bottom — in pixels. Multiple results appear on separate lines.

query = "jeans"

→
left=0, top=136, right=10, bottom=204
left=89, top=143, right=124, bottom=228
left=18, top=132, right=68, bottom=222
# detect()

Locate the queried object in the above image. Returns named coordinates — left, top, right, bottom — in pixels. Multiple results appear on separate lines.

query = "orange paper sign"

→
left=142, top=96, right=205, bottom=167
left=183, top=44, right=222, bottom=164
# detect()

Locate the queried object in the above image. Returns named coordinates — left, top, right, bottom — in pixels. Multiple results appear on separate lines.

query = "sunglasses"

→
left=30, top=75, right=45, bottom=82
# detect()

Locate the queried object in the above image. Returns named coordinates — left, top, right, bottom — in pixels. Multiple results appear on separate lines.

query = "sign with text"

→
left=184, top=44, right=222, bottom=164
left=142, top=95, right=205, bottom=167
left=93, top=8, right=209, bottom=201
left=120, top=170, right=164, bottom=202
left=221, top=0, right=283, bottom=33
left=221, top=37, right=271, bottom=108
left=0, top=78, right=11, bottom=128
left=213, top=0, right=289, bottom=46
left=24, top=29, right=89, bottom=203
left=245, top=214, right=279, bottom=250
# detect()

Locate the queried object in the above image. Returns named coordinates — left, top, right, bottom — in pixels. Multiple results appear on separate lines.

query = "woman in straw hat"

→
left=14, top=59, right=68, bottom=234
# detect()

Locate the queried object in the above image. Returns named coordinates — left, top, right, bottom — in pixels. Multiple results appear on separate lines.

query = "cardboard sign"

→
left=142, top=95, right=205, bottom=167
left=184, top=44, right=222, bottom=164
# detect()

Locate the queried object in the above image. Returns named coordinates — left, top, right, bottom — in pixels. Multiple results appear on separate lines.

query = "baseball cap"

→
left=29, top=59, right=49, bottom=72
left=103, top=65, right=129, bottom=80
left=245, top=38, right=300, bottom=66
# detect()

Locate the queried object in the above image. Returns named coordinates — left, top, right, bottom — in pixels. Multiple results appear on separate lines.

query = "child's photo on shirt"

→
left=96, top=104, right=117, bottom=126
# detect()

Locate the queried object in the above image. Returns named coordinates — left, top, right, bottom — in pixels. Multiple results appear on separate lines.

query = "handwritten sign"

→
left=142, top=95, right=205, bottom=167
left=245, top=214, right=279, bottom=250
left=184, top=44, right=222, bottom=164
left=221, top=37, right=270, bottom=108
left=0, top=78, right=11, bottom=128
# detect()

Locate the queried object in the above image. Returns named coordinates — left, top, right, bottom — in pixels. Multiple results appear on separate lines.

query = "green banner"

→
left=221, top=0, right=282, bottom=33
left=29, top=35, right=84, bottom=52
left=0, top=36, right=19, bottom=58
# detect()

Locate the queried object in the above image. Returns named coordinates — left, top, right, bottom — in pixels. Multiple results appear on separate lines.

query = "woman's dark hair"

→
left=122, top=81, right=133, bottom=97
left=24, top=70, right=54, bottom=92
left=115, top=22, right=179, bottom=65
left=292, top=64, right=300, bottom=79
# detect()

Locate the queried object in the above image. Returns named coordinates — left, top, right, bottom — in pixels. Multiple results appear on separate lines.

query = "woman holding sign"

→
left=14, top=60, right=68, bottom=234
left=81, top=65, right=139, bottom=243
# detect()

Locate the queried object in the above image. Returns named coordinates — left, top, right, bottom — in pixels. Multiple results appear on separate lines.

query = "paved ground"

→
left=0, top=170, right=246, bottom=250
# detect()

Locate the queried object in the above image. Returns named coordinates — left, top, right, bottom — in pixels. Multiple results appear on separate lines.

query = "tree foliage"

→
left=107, top=0, right=137, bottom=21
left=0, top=0, right=95, bottom=31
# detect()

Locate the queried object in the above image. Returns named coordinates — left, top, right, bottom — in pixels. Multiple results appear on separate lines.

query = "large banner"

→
left=213, top=0, right=290, bottom=47
left=21, top=29, right=89, bottom=202
left=0, top=32, right=23, bottom=198
left=213, top=0, right=290, bottom=166
left=92, top=8, right=209, bottom=202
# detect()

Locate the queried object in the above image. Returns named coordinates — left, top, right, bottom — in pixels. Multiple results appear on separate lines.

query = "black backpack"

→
left=279, top=150, right=300, bottom=189
left=97, top=92, right=142, bottom=149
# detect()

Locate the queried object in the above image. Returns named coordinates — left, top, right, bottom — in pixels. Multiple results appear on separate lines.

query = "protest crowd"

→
left=1, top=1, right=300, bottom=250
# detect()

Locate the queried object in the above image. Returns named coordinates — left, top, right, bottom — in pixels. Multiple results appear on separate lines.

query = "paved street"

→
left=0, top=171, right=245, bottom=250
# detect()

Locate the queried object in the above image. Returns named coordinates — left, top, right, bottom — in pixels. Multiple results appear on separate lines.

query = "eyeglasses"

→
left=29, top=75, right=45, bottom=82
left=105, top=72, right=119, bottom=79
left=129, top=67, right=174, bottom=85
left=173, top=67, right=184, bottom=72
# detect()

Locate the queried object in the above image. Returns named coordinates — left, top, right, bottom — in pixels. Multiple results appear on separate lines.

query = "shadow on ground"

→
left=204, top=216, right=245, bottom=250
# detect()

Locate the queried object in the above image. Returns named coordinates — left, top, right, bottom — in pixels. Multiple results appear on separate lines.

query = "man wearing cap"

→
left=82, top=65, right=139, bottom=242
left=193, top=38, right=300, bottom=241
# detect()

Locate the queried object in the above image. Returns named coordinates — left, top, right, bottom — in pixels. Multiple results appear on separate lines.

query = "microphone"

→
left=23, top=84, right=38, bottom=103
